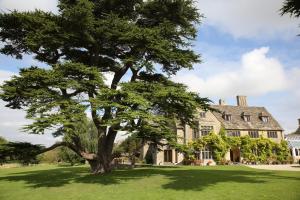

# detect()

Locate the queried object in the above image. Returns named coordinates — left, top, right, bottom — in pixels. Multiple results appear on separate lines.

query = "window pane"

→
left=200, top=112, right=206, bottom=118
left=248, top=131, right=259, bottom=138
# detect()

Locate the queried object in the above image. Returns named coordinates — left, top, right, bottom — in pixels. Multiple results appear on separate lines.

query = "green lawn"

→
left=0, top=165, right=299, bottom=200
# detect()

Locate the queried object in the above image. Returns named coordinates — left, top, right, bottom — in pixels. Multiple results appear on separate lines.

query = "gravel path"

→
left=246, top=164, right=300, bottom=171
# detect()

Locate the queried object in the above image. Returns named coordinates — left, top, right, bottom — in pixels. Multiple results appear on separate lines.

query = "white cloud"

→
left=173, top=46, right=300, bottom=133
left=287, top=67, right=300, bottom=98
left=173, top=47, right=288, bottom=97
left=197, top=0, right=299, bottom=39
left=0, top=0, right=58, bottom=13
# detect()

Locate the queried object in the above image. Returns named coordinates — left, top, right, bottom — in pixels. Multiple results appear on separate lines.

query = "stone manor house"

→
left=142, top=96, right=284, bottom=165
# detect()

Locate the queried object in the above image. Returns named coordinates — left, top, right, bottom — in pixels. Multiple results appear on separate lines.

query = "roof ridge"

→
left=211, top=104, right=265, bottom=108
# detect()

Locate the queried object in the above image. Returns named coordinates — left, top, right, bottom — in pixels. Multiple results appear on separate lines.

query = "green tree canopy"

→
left=0, top=0, right=210, bottom=174
left=0, top=142, right=43, bottom=165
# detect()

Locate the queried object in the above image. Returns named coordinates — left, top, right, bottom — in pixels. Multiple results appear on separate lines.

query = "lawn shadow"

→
left=1, top=165, right=299, bottom=191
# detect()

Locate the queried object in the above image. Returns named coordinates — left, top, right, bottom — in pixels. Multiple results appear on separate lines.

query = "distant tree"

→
left=115, top=134, right=144, bottom=167
left=0, top=142, right=43, bottom=165
left=58, top=147, right=85, bottom=166
left=0, top=141, right=9, bottom=165
left=0, top=0, right=211, bottom=174
left=38, top=148, right=60, bottom=164
left=0, top=136, right=7, bottom=144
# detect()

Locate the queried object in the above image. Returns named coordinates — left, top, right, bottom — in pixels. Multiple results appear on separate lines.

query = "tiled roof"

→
left=211, top=105, right=283, bottom=131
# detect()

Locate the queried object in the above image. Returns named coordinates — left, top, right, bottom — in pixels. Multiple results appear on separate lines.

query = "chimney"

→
left=298, top=118, right=300, bottom=127
left=236, top=95, right=248, bottom=106
left=219, top=99, right=226, bottom=105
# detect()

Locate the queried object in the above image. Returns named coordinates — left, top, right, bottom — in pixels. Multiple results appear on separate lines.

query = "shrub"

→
left=58, top=147, right=85, bottom=166
left=38, top=148, right=60, bottom=164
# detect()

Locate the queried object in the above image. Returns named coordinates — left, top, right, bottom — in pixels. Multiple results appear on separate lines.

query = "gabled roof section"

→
left=285, top=128, right=300, bottom=140
left=210, top=105, right=283, bottom=131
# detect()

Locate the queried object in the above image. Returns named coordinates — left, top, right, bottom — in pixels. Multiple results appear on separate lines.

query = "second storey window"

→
left=267, top=131, right=278, bottom=138
left=201, top=126, right=213, bottom=136
left=227, top=130, right=241, bottom=137
left=248, top=131, right=259, bottom=138
left=193, top=128, right=200, bottom=140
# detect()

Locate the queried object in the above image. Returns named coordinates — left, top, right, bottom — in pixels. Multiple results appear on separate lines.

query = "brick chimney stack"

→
left=219, top=99, right=226, bottom=106
left=236, top=95, right=248, bottom=106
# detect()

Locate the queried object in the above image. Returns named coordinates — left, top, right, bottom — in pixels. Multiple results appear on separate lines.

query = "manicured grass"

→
left=0, top=165, right=299, bottom=200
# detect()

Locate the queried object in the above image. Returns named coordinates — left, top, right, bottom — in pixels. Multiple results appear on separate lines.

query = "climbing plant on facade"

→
left=179, top=130, right=291, bottom=164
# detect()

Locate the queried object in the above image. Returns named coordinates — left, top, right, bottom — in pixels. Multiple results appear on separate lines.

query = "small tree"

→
left=115, top=134, right=144, bottom=167
left=0, top=136, right=7, bottom=144
left=0, top=142, right=43, bottom=165
left=38, top=148, right=60, bottom=164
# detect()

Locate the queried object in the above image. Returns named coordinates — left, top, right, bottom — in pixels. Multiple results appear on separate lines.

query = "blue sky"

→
left=0, top=0, right=299, bottom=146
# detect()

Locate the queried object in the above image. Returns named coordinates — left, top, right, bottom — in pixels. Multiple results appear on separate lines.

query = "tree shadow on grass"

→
left=1, top=166, right=299, bottom=191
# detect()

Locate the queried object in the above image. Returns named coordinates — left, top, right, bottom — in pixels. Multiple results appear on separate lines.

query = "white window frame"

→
left=195, top=148, right=213, bottom=160
left=261, top=116, right=269, bottom=122
left=243, top=115, right=251, bottom=122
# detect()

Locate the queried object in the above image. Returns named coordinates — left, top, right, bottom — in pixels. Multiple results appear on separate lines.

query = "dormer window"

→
left=243, top=115, right=250, bottom=122
left=241, top=112, right=251, bottom=122
left=261, top=116, right=269, bottom=123
left=224, top=114, right=232, bottom=121
left=259, top=112, right=269, bottom=123
left=199, top=112, right=206, bottom=118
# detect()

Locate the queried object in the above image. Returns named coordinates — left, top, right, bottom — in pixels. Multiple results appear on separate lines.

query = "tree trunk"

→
left=87, top=127, right=117, bottom=174
left=87, top=148, right=114, bottom=174
left=88, top=157, right=112, bottom=174
left=130, top=154, right=136, bottom=168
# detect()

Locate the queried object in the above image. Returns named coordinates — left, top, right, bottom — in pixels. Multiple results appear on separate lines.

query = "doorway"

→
left=230, top=148, right=240, bottom=162
left=164, top=150, right=172, bottom=163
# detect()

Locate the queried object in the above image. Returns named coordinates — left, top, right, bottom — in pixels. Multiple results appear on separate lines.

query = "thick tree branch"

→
left=38, top=142, right=68, bottom=154
left=38, top=141, right=97, bottom=160
left=110, top=63, right=131, bottom=89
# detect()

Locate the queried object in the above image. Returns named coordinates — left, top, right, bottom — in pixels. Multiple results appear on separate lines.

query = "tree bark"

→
left=88, top=153, right=113, bottom=174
